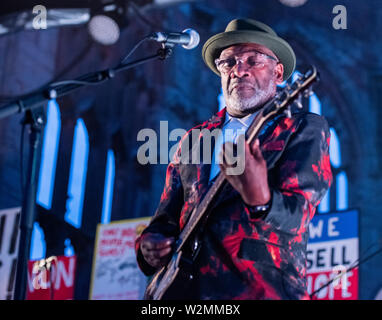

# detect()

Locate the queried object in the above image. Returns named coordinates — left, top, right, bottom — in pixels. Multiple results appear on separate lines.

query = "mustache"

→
left=228, top=79, right=255, bottom=94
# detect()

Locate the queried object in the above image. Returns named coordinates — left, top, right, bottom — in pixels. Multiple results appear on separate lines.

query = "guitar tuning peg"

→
left=284, top=107, right=292, bottom=118
left=295, top=94, right=303, bottom=109
left=295, top=75, right=303, bottom=87
left=304, top=87, right=314, bottom=98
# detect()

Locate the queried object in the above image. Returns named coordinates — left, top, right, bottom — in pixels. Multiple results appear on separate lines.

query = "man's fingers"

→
left=250, top=139, right=263, bottom=160
left=244, top=141, right=251, bottom=158
left=220, top=142, right=239, bottom=166
left=151, top=237, right=174, bottom=250
left=140, top=234, right=175, bottom=268
left=158, top=246, right=173, bottom=258
left=219, top=162, right=239, bottom=182
left=147, top=256, right=171, bottom=268
left=141, top=234, right=174, bottom=251
left=144, top=244, right=173, bottom=268
left=147, top=246, right=172, bottom=260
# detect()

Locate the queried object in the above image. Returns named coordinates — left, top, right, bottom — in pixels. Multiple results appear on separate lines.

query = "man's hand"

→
left=219, top=138, right=271, bottom=206
left=140, top=233, right=175, bottom=268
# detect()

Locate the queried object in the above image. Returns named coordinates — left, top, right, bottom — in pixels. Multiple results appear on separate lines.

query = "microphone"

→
left=149, top=28, right=200, bottom=50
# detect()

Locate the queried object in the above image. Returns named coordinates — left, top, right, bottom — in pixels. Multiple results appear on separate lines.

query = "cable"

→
left=47, top=37, right=151, bottom=88
left=45, top=39, right=93, bottom=88
left=0, top=2, right=164, bottom=103
left=0, top=12, right=157, bottom=103
left=121, top=1, right=177, bottom=65
left=120, top=36, right=149, bottom=64
left=49, top=79, right=106, bottom=87
left=348, top=241, right=381, bottom=270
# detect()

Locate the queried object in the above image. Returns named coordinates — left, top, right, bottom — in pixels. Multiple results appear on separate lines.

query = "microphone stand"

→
left=2, top=44, right=174, bottom=300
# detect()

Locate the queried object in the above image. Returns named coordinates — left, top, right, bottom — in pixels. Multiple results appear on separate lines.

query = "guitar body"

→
left=144, top=250, right=195, bottom=300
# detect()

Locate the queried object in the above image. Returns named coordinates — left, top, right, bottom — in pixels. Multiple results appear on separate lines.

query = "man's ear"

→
left=274, top=63, right=284, bottom=85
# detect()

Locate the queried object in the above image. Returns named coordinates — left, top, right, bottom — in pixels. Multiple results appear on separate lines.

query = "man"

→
left=135, top=19, right=332, bottom=299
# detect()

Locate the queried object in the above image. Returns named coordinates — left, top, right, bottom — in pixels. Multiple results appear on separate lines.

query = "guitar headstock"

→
left=263, top=66, right=319, bottom=119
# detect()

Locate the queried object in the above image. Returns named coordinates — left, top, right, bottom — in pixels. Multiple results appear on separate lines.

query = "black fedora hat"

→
left=202, top=18, right=296, bottom=81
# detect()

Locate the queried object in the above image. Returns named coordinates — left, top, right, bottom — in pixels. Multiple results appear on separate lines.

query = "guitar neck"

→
left=176, top=171, right=226, bottom=252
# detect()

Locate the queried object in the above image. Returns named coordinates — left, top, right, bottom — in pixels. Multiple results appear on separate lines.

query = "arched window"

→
left=36, top=99, right=61, bottom=209
left=101, top=149, right=115, bottom=224
left=64, top=118, right=89, bottom=229
left=29, top=222, right=46, bottom=260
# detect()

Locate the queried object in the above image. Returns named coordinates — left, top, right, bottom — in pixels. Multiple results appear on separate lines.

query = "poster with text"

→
left=307, top=209, right=359, bottom=300
left=89, top=217, right=151, bottom=300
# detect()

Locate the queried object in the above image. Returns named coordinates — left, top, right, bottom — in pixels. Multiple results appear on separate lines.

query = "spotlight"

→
left=279, top=0, right=308, bottom=7
left=88, top=1, right=128, bottom=45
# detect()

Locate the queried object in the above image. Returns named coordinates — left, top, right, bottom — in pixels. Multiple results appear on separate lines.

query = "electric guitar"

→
left=143, top=66, right=319, bottom=300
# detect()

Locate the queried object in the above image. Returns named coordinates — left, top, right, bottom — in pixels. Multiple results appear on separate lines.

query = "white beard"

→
left=224, top=79, right=275, bottom=113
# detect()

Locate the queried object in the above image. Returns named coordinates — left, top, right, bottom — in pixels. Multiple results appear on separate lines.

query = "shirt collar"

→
left=224, top=110, right=258, bottom=128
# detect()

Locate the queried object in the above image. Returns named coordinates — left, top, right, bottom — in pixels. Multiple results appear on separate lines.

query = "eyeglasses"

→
left=214, top=50, right=279, bottom=74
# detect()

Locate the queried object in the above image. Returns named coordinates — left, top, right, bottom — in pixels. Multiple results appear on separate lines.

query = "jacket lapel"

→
left=196, top=108, right=226, bottom=196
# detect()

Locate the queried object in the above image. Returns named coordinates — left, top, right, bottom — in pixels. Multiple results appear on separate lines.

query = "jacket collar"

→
left=204, top=107, right=226, bottom=130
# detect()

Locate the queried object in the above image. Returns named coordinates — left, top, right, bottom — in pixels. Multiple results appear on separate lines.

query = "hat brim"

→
left=202, top=30, right=296, bottom=81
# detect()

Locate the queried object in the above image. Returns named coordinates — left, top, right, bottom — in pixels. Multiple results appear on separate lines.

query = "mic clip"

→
left=157, top=45, right=174, bottom=60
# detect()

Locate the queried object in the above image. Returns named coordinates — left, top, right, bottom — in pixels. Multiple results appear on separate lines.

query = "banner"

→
left=307, top=209, right=359, bottom=300
left=0, top=207, right=21, bottom=300
left=26, top=255, right=77, bottom=300
left=89, top=217, right=151, bottom=300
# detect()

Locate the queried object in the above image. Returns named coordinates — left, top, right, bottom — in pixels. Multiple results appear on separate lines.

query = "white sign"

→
left=89, top=217, right=151, bottom=300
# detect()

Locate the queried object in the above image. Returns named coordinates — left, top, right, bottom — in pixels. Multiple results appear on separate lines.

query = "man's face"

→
left=218, top=43, right=284, bottom=116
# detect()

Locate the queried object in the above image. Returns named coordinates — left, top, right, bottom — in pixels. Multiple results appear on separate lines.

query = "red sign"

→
left=26, top=255, right=76, bottom=300
left=307, top=268, right=358, bottom=300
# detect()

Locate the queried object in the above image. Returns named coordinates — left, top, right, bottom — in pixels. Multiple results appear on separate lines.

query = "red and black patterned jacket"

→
left=135, top=107, right=332, bottom=300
